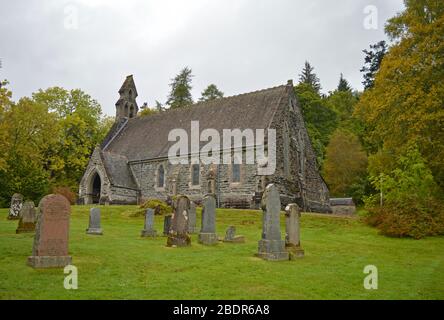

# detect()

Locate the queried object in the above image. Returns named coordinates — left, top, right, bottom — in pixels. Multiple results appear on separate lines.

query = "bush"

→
left=140, top=199, right=172, bottom=216
left=364, top=145, right=444, bottom=239
left=365, top=198, right=444, bottom=239
left=52, top=186, right=77, bottom=205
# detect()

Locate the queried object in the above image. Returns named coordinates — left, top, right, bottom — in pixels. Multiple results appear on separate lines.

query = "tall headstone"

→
left=163, top=215, right=172, bottom=236
left=285, top=204, right=304, bottom=259
left=256, top=184, right=289, bottom=261
left=167, top=195, right=191, bottom=247
left=198, top=194, right=218, bottom=245
left=223, top=225, right=245, bottom=243
left=27, top=194, right=72, bottom=268
left=86, top=208, right=103, bottom=235
left=188, top=201, right=197, bottom=234
left=16, top=201, right=37, bottom=234
left=141, top=208, right=157, bottom=237
left=8, top=193, right=24, bottom=220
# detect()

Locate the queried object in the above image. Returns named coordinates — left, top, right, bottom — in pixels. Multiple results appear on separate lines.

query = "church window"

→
left=157, top=165, right=165, bottom=188
left=191, top=164, right=200, bottom=186
left=232, top=163, right=241, bottom=183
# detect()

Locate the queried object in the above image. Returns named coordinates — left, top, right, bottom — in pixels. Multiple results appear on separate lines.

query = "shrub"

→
left=140, top=199, right=172, bottom=216
left=364, top=145, right=444, bottom=239
left=52, top=186, right=77, bottom=205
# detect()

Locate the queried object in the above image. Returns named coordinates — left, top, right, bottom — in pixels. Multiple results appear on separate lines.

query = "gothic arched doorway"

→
left=91, top=172, right=101, bottom=204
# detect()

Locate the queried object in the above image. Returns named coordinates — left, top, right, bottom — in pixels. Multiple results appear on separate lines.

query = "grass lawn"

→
left=0, top=205, right=443, bottom=300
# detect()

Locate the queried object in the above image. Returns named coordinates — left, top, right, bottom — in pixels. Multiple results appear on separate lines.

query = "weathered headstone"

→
left=141, top=208, right=157, bottom=237
left=198, top=194, right=218, bottom=245
left=256, top=184, right=289, bottom=261
left=188, top=201, right=197, bottom=234
left=167, top=195, right=191, bottom=247
left=223, top=225, right=245, bottom=243
left=16, top=201, right=37, bottom=234
left=86, top=208, right=103, bottom=235
left=8, top=193, right=24, bottom=220
left=163, top=215, right=172, bottom=236
left=27, top=194, right=72, bottom=268
left=285, top=203, right=304, bottom=259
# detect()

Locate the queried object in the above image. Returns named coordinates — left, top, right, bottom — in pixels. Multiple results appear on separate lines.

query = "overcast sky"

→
left=1, top=0, right=404, bottom=116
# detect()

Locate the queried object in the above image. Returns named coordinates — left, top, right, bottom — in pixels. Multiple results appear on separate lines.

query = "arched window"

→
left=157, top=165, right=165, bottom=188
left=124, top=103, right=129, bottom=116
left=232, top=163, right=241, bottom=183
left=129, top=105, right=134, bottom=118
left=191, top=164, right=200, bottom=186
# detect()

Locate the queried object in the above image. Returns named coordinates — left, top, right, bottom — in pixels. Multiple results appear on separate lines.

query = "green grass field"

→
left=0, top=205, right=443, bottom=300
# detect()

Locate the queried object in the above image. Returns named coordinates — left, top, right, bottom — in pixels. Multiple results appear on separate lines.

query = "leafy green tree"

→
left=166, top=67, right=194, bottom=109
left=337, top=73, right=352, bottom=92
left=32, top=87, right=104, bottom=191
left=360, top=41, right=388, bottom=89
left=365, top=145, right=444, bottom=239
left=295, top=83, right=337, bottom=165
left=323, top=129, right=368, bottom=197
left=298, top=61, right=321, bottom=93
left=355, top=0, right=444, bottom=189
left=199, top=84, right=224, bottom=102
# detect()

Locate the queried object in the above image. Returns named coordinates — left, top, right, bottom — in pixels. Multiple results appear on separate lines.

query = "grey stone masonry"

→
left=198, top=194, right=218, bottom=245
left=167, top=195, right=191, bottom=247
left=86, top=208, right=103, bottom=235
left=223, top=225, right=245, bottom=243
left=16, top=201, right=36, bottom=234
left=285, top=203, right=304, bottom=259
left=188, top=201, right=197, bottom=234
left=256, top=184, right=289, bottom=261
left=8, top=193, right=23, bottom=220
left=141, top=208, right=157, bottom=237
left=163, top=215, right=172, bottom=236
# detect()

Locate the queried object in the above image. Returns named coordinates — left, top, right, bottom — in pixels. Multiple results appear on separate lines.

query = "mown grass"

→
left=0, top=205, right=443, bottom=300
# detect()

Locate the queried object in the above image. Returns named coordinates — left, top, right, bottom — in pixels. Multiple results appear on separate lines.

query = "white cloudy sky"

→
left=0, top=0, right=404, bottom=116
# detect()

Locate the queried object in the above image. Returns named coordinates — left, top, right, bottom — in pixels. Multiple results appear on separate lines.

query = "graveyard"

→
left=1, top=203, right=443, bottom=300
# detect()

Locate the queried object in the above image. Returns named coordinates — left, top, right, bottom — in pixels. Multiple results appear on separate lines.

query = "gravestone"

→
left=285, top=204, right=304, bottom=259
left=141, top=208, right=157, bottom=237
left=166, top=195, right=191, bottom=247
left=223, top=226, right=245, bottom=243
left=27, top=194, right=72, bottom=268
left=16, top=201, right=37, bottom=233
left=163, top=215, right=172, bottom=236
left=198, top=194, right=218, bottom=245
left=256, top=184, right=289, bottom=261
left=8, top=193, right=24, bottom=220
left=86, top=208, right=103, bottom=235
left=188, top=201, right=197, bottom=234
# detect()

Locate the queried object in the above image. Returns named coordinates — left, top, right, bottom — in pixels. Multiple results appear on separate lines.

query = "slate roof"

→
left=100, top=151, right=138, bottom=189
left=104, top=84, right=289, bottom=162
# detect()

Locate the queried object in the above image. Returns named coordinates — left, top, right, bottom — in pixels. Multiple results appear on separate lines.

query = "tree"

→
left=295, top=83, right=337, bottom=166
left=298, top=61, right=321, bottom=93
left=323, top=129, right=368, bottom=197
left=360, top=41, right=388, bottom=90
left=166, top=67, right=194, bottom=109
left=337, top=73, right=352, bottom=92
left=365, top=145, right=444, bottom=239
left=355, top=0, right=444, bottom=190
left=32, top=87, right=104, bottom=191
left=199, top=84, right=224, bottom=102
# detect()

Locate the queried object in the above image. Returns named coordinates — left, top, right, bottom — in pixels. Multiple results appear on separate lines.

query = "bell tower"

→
left=115, top=75, right=139, bottom=121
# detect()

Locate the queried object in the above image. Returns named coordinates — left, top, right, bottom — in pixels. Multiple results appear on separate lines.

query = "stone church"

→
left=78, top=75, right=331, bottom=212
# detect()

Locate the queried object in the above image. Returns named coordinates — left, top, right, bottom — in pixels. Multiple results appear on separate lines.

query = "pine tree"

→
left=337, top=73, right=352, bottom=92
left=298, top=61, right=321, bottom=93
left=166, top=67, right=194, bottom=109
left=199, top=84, right=224, bottom=102
left=360, top=41, right=388, bottom=90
